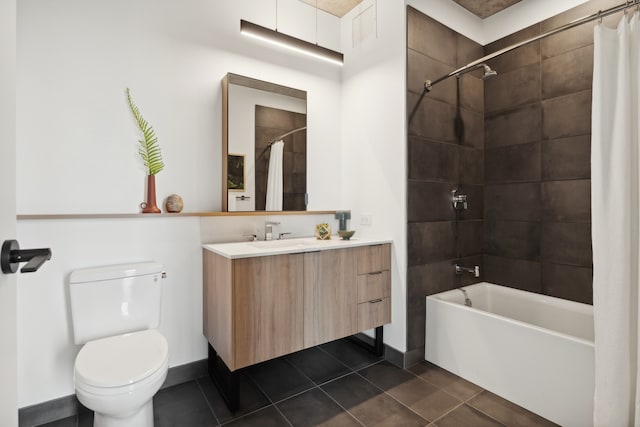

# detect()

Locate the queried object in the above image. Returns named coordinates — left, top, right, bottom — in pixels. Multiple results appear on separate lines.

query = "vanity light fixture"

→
left=239, top=0, right=343, bottom=66
left=240, top=20, right=343, bottom=65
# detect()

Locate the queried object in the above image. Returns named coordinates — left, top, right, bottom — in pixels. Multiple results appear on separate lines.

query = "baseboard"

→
left=351, top=332, right=406, bottom=369
left=19, top=346, right=426, bottom=426
left=18, top=358, right=208, bottom=427
left=403, top=348, right=425, bottom=368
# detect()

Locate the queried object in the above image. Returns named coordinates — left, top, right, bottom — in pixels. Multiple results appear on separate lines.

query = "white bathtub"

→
left=425, top=282, right=594, bottom=427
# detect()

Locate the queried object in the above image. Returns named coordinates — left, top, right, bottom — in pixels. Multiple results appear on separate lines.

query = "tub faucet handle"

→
left=454, top=263, right=480, bottom=278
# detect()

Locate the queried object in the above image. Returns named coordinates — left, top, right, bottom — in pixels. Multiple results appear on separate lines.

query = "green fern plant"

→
left=126, top=88, right=164, bottom=175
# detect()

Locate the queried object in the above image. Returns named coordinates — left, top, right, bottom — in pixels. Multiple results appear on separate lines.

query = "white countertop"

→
left=203, top=236, right=392, bottom=259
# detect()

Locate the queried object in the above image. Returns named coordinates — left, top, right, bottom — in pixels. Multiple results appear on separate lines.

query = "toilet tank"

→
left=69, top=262, right=163, bottom=345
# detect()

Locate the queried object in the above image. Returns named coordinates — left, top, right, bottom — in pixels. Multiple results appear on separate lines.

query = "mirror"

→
left=222, top=73, right=307, bottom=212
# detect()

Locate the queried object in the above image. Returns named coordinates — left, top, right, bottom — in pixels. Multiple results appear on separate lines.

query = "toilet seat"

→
left=75, top=329, right=168, bottom=389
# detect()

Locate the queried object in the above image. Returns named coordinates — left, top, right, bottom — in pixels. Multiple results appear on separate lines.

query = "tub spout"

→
left=455, top=264, right=480, bottom=278
left=458, top=288, right=473, bottom=307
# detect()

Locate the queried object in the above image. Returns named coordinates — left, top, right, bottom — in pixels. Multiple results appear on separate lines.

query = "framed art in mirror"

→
left=227, top=154, right=245, bottom=191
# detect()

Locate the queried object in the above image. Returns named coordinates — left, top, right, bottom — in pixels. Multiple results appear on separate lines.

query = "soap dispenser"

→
left=335, top=211, right=351, bottom=231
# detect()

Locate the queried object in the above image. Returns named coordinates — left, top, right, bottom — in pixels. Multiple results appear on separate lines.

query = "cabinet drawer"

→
left=357, top=244, right=390, bottom=275
left=357, top=297, right=390, bottom=330
left=357, top=270, right=390, bottom=303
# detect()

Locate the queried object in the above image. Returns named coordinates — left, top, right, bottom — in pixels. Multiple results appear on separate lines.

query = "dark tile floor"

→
left=39, top=338, right=556, bottom=427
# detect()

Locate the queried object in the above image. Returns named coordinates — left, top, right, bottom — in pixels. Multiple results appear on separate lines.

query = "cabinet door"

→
left=303, top=248, right=358, bottom=347
left=233, top=254, right=304, bottom=369
left=357, top=243, right=391, bottom=274
left=203, top=250, right=234, bottom=369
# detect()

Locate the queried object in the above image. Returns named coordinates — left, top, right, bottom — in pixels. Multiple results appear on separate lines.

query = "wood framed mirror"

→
left=222, top=73, right=307, bottom=212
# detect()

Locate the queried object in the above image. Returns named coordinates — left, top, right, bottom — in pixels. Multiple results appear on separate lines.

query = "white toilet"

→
left=69, top=262, right=169, bottom=427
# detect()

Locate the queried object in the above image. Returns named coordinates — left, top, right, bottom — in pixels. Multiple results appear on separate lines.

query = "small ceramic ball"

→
left=164, top=194, right=184, bottom=213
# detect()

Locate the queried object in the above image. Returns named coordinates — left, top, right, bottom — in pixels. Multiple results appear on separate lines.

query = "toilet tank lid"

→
left=69, top=262, right=162, bottom=284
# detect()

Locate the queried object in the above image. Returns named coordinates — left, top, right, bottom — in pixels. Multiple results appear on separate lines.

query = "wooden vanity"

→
left=202, top=237, right=392, bottom=409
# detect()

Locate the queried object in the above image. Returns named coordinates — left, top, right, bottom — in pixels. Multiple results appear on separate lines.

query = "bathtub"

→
left=425, top=282, right=594, bottom=427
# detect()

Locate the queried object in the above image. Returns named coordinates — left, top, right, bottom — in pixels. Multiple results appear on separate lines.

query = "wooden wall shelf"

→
left=16, top=210, right=336, bottom=220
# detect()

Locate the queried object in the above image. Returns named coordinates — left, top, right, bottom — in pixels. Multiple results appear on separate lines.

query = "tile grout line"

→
left=215, top=372, right=279, bottom=426
left=272, top=346, right=375, bottom=425
left=430, top=401, right=468, bottom=424
left=270, top=404, right=294, bottom=427
left=315, top=382, right=366, bottom=427
left=195, top=378, right=221, bottom=427
left=217, top=341, right=381, bottom=426
left=218, top=404, right=278, bottom=427
left=352, top=366, right=432, bottom=424
left=243, top=369, right=277, bottom=406
left=404, top=363, right=493, bottom=419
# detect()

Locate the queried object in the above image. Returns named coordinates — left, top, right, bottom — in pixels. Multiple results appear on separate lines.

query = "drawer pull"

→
left=369, top=299, right=383, bottom=304
left=368, top=271, right=383, bottom=276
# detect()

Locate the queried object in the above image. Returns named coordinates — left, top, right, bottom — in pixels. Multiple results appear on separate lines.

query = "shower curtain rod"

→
left=424, top=0, right=640, bottom=92
left=267, top=126, right=307, bottom=147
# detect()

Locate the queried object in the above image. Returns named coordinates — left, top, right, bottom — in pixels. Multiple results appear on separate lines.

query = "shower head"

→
left=422, top=62, right=498, bottom=93
left=481, top=64, right=498, bottom=79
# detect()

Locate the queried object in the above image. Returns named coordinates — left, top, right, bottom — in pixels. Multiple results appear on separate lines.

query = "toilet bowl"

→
left=74, top=329, right=169, bottom=427
left=69, top=262, right=168, bottom=427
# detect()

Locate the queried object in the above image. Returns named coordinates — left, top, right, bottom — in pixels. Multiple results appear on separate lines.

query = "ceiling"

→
left=452, top=0, right=523, bottom=18
left=298, top=0, right=364, bottom=18
left=299, top=0, right=525, bottom=20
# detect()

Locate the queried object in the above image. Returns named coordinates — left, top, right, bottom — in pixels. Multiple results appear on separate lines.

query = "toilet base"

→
left=93, top=400, right=154, bottom=427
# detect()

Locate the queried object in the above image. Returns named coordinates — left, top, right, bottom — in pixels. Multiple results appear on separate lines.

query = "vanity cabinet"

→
left=356, top=244, right=391, bottom=330
left=303, top=248, right=359, bottom=347
left=203, top=252, right=304, bottom=370
left=233, top=254, right=304, bottom=369
left=202, top=241, right=391, bottom=372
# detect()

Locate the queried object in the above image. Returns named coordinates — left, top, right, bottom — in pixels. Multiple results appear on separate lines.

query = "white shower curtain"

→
left=592, top=11, right=640, bottom=426
left=265, top=140, right=284, bottom=211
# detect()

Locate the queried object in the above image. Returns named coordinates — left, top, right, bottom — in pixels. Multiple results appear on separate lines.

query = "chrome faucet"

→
left=455, top=264, right=480, bottom=278
left=265, top=221, right=280, bottom=241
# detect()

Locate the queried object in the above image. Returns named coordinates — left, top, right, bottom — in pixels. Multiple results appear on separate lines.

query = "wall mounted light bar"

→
left=240, top=19, right=344, bottom=66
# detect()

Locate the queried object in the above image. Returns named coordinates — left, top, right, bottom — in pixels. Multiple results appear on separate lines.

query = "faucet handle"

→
left=278, top=232, right=292, bottom=240
left=243, top=234, right=258, bottom=241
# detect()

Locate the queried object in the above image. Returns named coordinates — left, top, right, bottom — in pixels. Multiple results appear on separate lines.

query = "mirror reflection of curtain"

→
left=254, top=105, right=307, bottom=211
left=266, top=140, right=284, bottom=211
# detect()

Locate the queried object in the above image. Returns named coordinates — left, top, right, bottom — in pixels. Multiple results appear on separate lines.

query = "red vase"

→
left=141, top=174, right=161, bottom=213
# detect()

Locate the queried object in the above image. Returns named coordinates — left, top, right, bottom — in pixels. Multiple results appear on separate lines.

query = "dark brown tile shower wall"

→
left=406, top=7, right=484, bottom=352
left=405, top=1, right=622, bottom=354
left=482, top=0, right=620, bottom=305
left=255, top=106, right=307, bottom=211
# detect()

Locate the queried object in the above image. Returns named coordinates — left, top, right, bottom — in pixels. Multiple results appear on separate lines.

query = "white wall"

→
left=17, top=218, right=203, bottom=406
left=16, top=0, right=344, bottom=407
left=17, top=0, right=342, bottom=215
left=0, top=0, right=18, bottom=424
left=340, top=0, right=408, bottom=352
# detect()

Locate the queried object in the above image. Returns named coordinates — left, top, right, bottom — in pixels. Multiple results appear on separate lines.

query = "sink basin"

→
left=247, top=239, right=322, bottom=249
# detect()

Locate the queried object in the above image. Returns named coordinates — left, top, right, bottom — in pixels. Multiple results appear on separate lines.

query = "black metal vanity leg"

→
left=348, top=326, right=385, bottom=357
left=373, top=326, right=384, bottom=357
left=207, top=343, right=239, bottom=412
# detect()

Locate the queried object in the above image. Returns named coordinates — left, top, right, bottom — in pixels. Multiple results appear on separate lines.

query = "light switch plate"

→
left=360, top=213, right=373, bottom=226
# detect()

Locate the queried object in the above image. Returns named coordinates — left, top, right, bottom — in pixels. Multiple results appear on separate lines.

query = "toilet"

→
left=69, top=262, right=169, bottom=427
